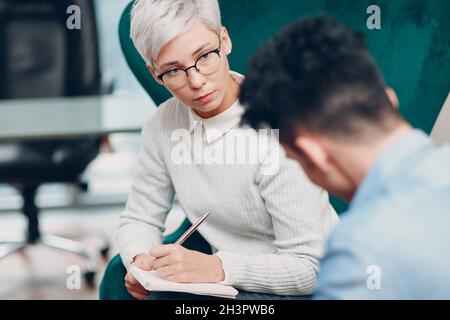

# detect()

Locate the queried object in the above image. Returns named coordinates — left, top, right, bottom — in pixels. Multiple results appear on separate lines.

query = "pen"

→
left=145, top=211, right=212, bottom=270
left=175, top=211, right=211, bottom=245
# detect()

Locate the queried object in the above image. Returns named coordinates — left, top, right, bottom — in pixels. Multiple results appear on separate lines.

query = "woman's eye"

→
left=199, top=52, right=210, bottom=61
left=166, top=69, right=181, bottom=76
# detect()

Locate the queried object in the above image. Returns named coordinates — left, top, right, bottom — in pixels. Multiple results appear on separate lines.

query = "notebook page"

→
left=130, top=266, right=238, bottom=298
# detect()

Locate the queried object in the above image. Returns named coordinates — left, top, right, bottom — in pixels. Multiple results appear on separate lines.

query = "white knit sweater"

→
left=117, top=86, right=338, bottom=295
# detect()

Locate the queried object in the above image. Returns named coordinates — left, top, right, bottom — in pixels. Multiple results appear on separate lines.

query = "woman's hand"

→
left=150, top=244, right=225, bottom=283
left=124, top=253, right=154, bottom=300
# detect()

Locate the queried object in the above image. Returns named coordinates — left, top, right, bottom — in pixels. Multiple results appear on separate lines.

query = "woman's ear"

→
left=147, top=64, right=163, bottom=85
left=221, top=27, right=232, bottom=55
left=385, top=87, right=399, bottom=110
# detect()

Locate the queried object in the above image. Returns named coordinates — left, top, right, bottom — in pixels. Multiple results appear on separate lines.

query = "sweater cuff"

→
left=121, top=245, right=152, bottom=270
left=215, top=251, right=248, bottom=286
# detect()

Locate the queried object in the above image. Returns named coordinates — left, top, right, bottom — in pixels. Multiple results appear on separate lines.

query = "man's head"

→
left=240, top=16, right=407, bottom=200
left=130, top=0, right=236, bottom=117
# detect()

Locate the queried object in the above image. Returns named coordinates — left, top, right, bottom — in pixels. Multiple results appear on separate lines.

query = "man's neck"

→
left=337, top=123, right=414, bottom=201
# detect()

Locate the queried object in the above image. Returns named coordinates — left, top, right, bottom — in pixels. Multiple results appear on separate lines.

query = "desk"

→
left=0, top=94, right=156, bottom=141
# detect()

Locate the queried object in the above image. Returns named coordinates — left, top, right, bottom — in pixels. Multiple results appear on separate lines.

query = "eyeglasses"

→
left=156, top=44, right=222, bottom=89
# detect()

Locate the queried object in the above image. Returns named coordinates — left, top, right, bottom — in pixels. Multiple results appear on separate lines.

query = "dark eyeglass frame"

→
left=156, top=45, right=222, bottom=83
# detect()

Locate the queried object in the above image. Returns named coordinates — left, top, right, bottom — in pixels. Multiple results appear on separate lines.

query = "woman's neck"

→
left=194, top=74, right=239, bottom=118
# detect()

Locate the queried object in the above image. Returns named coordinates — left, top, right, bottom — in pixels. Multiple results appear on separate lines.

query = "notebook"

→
left=130, top=266, right=238, bottom=299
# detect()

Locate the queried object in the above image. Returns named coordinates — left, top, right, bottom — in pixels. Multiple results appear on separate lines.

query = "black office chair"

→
left=0, top=0, right=110, bottom=285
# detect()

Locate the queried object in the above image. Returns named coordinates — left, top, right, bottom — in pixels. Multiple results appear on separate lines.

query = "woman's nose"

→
left=187, top=68, right=207, bottom=89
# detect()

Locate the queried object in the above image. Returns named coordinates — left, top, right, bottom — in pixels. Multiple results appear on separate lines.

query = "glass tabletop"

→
left=0, top=94, right=156, bottom=141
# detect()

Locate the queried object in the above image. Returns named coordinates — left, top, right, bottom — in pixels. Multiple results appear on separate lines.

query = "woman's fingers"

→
left=152, top=255, right=173, bottom=269
left=154, top=265, right=176, bottom=279
left=125, top=272, right=148, bottom=296
left=128, top=288, right=148, bottom=300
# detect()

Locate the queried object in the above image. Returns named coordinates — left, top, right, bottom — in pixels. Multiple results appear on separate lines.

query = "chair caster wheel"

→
left=100, top=246, right=110, bottom=259
left=84, top=270, right=96, bottom=286
left=77, top=181, right=89, bottom=192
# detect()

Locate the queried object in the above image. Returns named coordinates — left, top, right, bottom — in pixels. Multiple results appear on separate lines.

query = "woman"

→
left=118, top=0, right=338, bottom=300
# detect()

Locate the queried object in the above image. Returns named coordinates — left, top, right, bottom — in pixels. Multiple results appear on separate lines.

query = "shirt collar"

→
left=350, top=129, right=433, bottom=209
left=188, top=71, right=244, bottom=144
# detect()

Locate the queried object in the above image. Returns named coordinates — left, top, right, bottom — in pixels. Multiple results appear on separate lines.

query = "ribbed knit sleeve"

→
left=117, top=109, right=175, bottom=268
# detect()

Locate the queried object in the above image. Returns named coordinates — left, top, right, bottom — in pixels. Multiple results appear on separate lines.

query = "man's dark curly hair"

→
left=240, top=15, right=402, bottom=144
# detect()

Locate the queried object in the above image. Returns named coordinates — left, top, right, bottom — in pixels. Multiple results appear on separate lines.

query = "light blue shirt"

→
left=315, top=129, right=450, bottom=299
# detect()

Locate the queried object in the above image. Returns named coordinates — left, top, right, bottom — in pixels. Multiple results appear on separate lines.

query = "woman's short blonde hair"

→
left=130, top=0, right=222, bottom=65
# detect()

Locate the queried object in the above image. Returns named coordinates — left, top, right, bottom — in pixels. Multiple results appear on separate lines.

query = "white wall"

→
left=431, top=92, right=450, bottom=143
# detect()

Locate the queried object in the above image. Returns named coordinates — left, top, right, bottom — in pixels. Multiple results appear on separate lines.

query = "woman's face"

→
left=149, top=21, right=235, bottom=117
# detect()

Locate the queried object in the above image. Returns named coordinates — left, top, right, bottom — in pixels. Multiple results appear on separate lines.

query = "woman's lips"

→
left=194, top=91, right=215, bottom=104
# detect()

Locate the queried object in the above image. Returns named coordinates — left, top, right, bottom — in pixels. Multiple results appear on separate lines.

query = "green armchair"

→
left=99, top=0, right=449, bottom=299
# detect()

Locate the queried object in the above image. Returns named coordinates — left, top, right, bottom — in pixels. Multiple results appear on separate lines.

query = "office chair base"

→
left=0, top=241, right=27, bottom=259
left=0, top=185, right=110, bottom=286
left=0, top=233, right=99, bottom=286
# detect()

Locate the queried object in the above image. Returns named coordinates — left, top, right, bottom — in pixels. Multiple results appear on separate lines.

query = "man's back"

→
left=316, top=130, right=450, bottom=299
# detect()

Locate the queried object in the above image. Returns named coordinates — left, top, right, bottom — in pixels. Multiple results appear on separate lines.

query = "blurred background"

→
left=0, top=0, right=448, bottom=300
left=0, top=0, right=184, bottom=299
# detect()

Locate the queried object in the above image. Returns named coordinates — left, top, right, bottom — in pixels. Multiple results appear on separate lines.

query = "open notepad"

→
left=130, top=266, right=238, bottom=299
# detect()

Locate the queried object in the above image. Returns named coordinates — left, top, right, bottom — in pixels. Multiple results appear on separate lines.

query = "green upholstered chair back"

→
left=118, top=0, right=450, bottom=213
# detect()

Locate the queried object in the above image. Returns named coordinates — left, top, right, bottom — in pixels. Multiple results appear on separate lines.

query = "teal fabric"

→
left=223, top=0, right=450, bottom=134
left=99, top=254, right=134, bottom=300
left=118, top=1, right=170, bottom=105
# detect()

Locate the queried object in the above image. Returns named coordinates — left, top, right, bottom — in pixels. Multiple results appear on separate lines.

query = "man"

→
left=116, top=1, right=337, bottom=300
left=239, top=15, right=450, bottom=299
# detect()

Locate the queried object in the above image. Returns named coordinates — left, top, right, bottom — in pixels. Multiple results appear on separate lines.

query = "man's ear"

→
left=220, top=27, right=232, bottom=55
left=385, top=87, right=399, bottom=110
left=147, top=64, right=163, bottom=85
left=294, top=135, right=331, bottom=173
